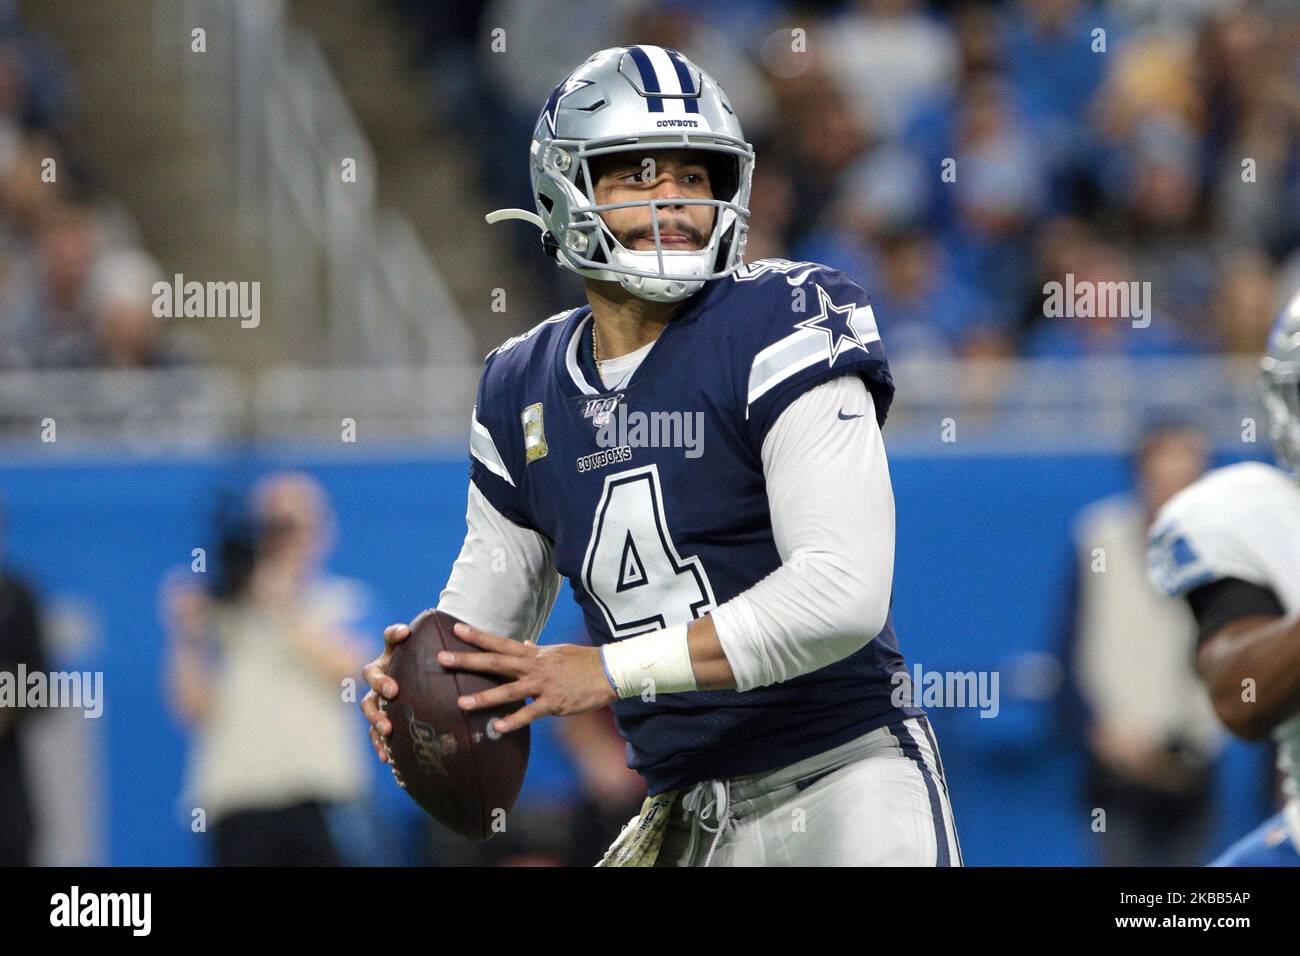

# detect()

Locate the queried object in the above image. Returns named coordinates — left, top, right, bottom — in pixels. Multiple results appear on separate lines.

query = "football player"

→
left=1147, top=289, right=1300, bottom=866
left=361, top=45, right=960, bottom=866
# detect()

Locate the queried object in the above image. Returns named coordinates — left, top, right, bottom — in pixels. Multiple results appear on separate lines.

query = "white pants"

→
left=649, top=716, right=962, bottom=867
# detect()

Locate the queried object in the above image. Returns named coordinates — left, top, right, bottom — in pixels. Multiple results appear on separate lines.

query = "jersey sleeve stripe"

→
left=849, top=303, right=879, bottom=340
left=469, top=406, right=516, bottom=487
left=746, top=320, right=883, bottom=409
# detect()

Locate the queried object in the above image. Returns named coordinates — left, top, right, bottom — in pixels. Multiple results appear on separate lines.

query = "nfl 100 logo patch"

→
left=521, top=403, right=548, bottom=463
left=581, top=394, right=622, bottom=429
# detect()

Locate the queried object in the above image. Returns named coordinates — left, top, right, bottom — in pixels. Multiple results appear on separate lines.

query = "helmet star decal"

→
left=795, top=283, right=873, bottom=365
left=539, top=76, right=595, bottom=135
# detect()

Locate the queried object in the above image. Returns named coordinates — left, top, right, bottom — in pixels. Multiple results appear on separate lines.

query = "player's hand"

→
left=439, top=621, right=618, bottom=733
left=1088, top=722, right=1165, bottom=783
left=361, top=623, right=411, bottom=763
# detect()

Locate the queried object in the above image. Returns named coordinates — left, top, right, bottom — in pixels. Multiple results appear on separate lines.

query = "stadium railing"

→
left=0, top=356, right=1267, bottom=455
left=149, top=0, right=473, bottom=367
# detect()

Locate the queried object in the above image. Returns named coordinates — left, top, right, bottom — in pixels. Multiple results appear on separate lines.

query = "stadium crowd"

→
left=405, top=0, right=1299, bottom=362
left=0, top=4, right=200, bottom=372
left=4, top=1, right=1296, bottom=371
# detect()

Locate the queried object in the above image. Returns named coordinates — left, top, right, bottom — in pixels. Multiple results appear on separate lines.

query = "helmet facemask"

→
left=537, top=135, right=753, bottom=303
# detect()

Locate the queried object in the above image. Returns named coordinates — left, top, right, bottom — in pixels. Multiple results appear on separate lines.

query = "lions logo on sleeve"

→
left=1147, top=519, right=1220, bottom=598
left=1148, top=461, right=1300, bottom=612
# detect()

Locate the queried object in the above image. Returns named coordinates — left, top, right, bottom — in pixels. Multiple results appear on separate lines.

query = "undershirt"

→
left=594, top=336, right=655, bottom=390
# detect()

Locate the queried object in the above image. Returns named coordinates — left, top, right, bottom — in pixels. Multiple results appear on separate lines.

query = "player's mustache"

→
left=619, top=220, right=706, bottom=246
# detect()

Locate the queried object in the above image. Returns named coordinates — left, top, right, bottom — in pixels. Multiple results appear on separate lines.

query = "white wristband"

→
left=600, top=623, right=697, bottom=699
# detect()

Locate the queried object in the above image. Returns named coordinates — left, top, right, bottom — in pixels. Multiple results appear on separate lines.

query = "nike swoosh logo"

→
left=784, top=264, right=821, bottom=286
left=837, top=410, right=864, bottom=421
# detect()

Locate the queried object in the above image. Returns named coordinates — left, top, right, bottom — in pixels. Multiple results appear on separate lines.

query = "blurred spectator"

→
left=1068, top=421, right=1224, bottom=866
left=85, top=248, right=203, bottom=368
left=1121, top=117, right=1217, bottom=345
left=767, top=61, right=870, bottom=245
left=1017, top=214, right=1093, bottom=339
left=0, top=133, right=56, bottom=264
left=820, top=226, right=1001, bottom=359
left=0, top=502, right=47, bottom=866
left=796, top=144, right=930, bottom=272
left=1024, top=240, right=1204, bottom=357
left=0, top=194, right=101, bottom=368
left=1106, top=0, right=1237, bottom=32
left=0, top=23, right=178, bottom=375
left=943, top=71, right=1047, bottom=312
left=164, top=473, right=372, bottom=866
left=0, top=20, right=72, bottom=136
left=1211, top=247, right=1278, bottom=355
left=1198, top=7, right=1300, bottom=255
left=821, top=0, right=959, bottom=140
left=885, top=229, right=1005, bottom=357
left=1091, top=30, right=1219, bottom=344
left=1006, top=0, right=1115, bottom=157
left=795, top=154, right=904, bottom=287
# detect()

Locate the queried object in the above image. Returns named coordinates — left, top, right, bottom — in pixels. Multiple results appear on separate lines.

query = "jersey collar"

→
left=563, top=309, right=602, bottom=396
left=557, top=281, right=721, bottom=398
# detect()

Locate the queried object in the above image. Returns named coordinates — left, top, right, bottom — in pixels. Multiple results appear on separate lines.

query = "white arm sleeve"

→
left=710, top=375, right=896, bottom=691
left=436, top=483, right=562, bottom=644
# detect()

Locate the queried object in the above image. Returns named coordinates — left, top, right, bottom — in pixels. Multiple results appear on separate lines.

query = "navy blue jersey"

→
left=468, top=258, right=921, bottom=794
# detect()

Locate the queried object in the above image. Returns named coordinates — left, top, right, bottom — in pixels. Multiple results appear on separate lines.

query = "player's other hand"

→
left=440, top=621, right=619, bottom=733
left=361, top=623, right=411, bottom=763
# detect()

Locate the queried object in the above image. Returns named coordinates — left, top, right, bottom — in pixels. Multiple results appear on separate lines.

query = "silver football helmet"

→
left=487, top=45, right=754, bottom=302
left=1262, top=288, right=1300, bottom=475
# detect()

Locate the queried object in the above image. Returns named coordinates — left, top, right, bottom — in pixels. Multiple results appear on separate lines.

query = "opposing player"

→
left=361, top=46, right=960, bottom=866
left=1148, top=289, right=1300, bottom=866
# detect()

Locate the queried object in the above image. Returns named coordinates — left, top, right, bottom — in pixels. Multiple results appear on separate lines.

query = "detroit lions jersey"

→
left=1149, top=462, right=1300, bottom=610
left=467, top=259, right=920, bottom=794
left=1149, top=460, right=1300, bottom=839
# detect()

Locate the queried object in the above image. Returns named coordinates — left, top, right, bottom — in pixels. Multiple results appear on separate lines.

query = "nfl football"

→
left=379, top=609, right=530, bottom=840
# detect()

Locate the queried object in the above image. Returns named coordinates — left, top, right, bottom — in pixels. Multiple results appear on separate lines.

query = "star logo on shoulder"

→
left=794, top=283, right=875, bottom=365
left=540, top=77, right=595, bottom=135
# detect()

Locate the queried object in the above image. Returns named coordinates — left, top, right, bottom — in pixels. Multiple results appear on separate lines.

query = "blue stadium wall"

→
left=0, top=446, right=1275, bottom=865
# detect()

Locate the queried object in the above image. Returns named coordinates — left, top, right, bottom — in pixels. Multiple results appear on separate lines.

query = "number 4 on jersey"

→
left=582, top=465, right=716, bottom=638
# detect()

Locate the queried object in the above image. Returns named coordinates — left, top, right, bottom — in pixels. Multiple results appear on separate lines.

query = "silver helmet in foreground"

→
left=1262, top=288, right=1300, bottom=475
left=487, top=45, right=754, bottom=303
